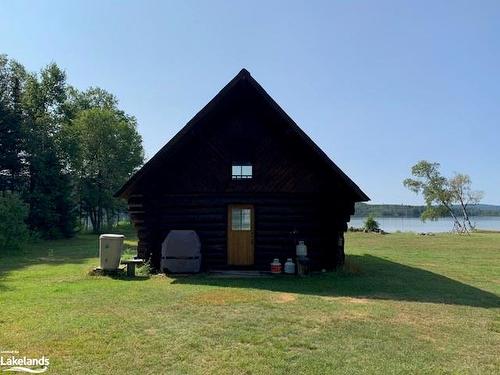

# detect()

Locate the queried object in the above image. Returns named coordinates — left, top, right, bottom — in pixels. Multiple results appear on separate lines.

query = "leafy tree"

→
left=403, top=161, right=482, bottom=233
left=0, top=55, right=25, bottom=192
left=0, top=192, right=28, bottom=253
left=66, top=86, right=118, bottom=112
left=364, top=214, right=380, bottom=232
left=21, top=63, right=77, bottom=238
left=0, top=55, right=143, bottom=239
left=68, top=108, right=143, bottom=232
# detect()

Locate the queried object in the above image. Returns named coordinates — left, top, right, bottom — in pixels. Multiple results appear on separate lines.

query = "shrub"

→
left=136, top=260, right=152, bottom=277
left=364, top=214, right=380, bottom=232
left=0, top=193, right=29, bottom=253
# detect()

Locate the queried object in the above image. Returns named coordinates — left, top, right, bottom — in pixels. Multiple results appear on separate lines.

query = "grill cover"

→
left=161, top=230, right=201, bottom=273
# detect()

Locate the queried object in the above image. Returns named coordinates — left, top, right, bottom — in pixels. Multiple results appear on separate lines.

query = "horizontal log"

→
left=128, top=203, right=144, bottom=208
left=156, top=207, right=226, bottom=215
left=152, top=197, right=323, bottom=207
left=159, top=214, right=226, bottom=222
left=129, top=210, right=145, bottom=215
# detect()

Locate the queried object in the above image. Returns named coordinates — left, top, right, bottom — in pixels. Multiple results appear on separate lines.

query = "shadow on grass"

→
left=0, top=231, right=138, bottom=290
left=103, top=274, right=151, bottom=281
left=171, top=255, right=500, bottom=308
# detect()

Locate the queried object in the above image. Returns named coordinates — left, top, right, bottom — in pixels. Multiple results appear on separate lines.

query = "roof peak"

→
left=115, top=68, right=369, bottom=201
left=237, top=68, right=251, bottom=78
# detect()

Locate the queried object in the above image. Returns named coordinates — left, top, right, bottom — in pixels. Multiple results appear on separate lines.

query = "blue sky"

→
left=1, top=1, right=499, bottom=204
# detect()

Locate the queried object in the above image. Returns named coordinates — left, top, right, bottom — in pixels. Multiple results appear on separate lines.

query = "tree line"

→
left=354, top=202, right=497, bottom=219
left=0, top=54, right=143, bottom=248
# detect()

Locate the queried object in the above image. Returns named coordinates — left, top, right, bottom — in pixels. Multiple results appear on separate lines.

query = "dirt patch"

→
left=388, top=307, right=455, bottom=339
left=144, top=328, right=158, bottom=336
left=310, top=309, right=371, bottom=323
left=344, top=297, right=371, bottom=304
left=320, top=296, right=372, bottom=304
left=390, top=310, right=445, bottom=327
left=336, top=310, right=371, bottom=321
left=272, top=293, right=297, bottom=303
left=188, top=289, right=257, bottom=305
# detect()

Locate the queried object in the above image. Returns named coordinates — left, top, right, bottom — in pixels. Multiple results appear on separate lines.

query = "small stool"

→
left=121, top=259, right=144, bottom=277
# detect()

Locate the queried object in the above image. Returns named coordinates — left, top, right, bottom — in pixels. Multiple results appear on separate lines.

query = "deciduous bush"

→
left=0, top=193, right=28, bottom=253
left=364, top=214, right=380, bottom=232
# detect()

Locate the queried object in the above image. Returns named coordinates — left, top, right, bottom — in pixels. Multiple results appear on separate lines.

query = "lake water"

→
left=349, top=216, right=500, bottom=233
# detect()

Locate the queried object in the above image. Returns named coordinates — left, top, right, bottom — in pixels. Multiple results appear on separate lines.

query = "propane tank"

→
left=284, top=258, right=295, bottom=274
left=270, top=258, right=282, bottom=274
left=296, top=240, right=307, bottom=257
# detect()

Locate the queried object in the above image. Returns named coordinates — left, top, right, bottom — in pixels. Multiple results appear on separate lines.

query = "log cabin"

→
left=115, top=69, right=369, bottom=272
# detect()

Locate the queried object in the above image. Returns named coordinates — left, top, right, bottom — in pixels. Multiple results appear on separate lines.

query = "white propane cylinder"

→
left=284, top=258, right=295, bottom=274
left=296, top=240, right=307, bottom=257
left=99, top=234, right=125, bottom=270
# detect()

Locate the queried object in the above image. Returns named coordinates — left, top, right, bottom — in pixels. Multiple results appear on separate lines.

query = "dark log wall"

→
left=129, top=192, right=354, bottom=271
left=126, top=79, right=359, bottom=271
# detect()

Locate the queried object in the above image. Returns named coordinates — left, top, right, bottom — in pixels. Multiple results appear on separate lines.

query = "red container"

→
left=270, top=259, right=282, bottom=274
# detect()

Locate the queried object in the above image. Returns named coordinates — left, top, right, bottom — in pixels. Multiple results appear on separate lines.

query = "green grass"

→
left=0, top=231, right=499, bottom=374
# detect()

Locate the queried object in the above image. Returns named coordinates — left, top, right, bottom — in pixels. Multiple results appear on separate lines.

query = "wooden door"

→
left=227, top=204, right=254, bottom=265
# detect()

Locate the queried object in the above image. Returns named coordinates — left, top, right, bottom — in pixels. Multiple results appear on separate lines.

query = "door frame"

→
left=227, top=204, right=255, bottom=266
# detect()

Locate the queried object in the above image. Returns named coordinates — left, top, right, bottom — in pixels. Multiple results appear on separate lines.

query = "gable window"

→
left=232, top=163, right=252, bottom=180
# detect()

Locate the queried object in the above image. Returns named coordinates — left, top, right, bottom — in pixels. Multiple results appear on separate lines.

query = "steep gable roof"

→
left=116, top=69, right=369, bottom=201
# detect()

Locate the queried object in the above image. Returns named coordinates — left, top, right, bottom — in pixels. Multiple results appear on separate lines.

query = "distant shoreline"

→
left=349, top=216, right=500, bottom=233
left=354, top=203, right=500, bottom=218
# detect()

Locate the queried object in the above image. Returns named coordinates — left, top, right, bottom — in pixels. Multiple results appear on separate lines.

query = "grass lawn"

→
left=1, top=230, right=499, bottom=374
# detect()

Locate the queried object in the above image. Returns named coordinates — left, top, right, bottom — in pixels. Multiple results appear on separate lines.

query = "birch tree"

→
left=403, top=161, right=483, bottom=233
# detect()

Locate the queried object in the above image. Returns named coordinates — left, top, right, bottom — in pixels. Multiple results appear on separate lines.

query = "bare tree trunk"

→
left=89, top=207, right=98, bottom=233
left=442, top=201, right=466, bottom=233
left=457, top=195, right=474, bottom=232
left=97, top=205, right=102, bottom=234
left=106, top=208, right=114, bottom=228
left=95, top=172, right=103, bottom=234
